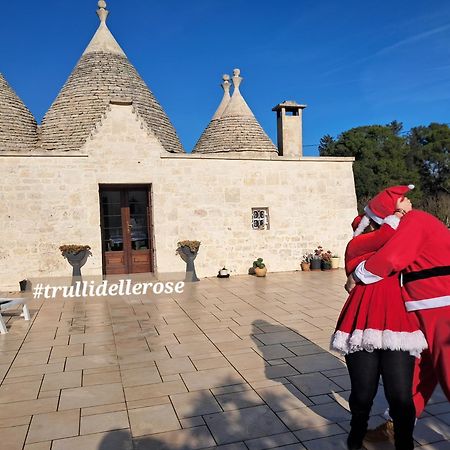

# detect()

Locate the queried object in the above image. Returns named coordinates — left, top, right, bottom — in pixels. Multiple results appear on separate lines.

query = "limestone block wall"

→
left=157, top=155, right=357, bottom=277
left=1, top=154, right=94, bottom=289
left=0, top=104, right=162, bottom=289
left=0, top=103, right=357, bottom=289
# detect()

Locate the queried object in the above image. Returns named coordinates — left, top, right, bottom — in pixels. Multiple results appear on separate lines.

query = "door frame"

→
left=99, top=184, right=155, bottom=275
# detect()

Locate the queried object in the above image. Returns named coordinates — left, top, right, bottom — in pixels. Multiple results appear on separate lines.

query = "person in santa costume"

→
left=331, top=184, right=428, bottom=450
left=348, top=184, right=450, bottom=443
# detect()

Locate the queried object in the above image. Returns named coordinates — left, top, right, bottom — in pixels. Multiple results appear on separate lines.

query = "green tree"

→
left=407, top=123, right=450, bottom=223
left=319, top=122, right=421, bottom=211
left=318, top=134, right=335, bottom=154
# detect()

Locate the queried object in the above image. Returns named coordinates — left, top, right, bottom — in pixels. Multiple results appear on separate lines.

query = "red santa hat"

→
left=364, top=184, right=414, bottom=225
left=351, top=214, right=364, bottom=231
left=352, top=214, right=371, bottom=237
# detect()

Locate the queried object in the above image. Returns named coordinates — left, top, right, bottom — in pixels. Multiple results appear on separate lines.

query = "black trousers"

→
left=345, top=349, right=416, bottom=450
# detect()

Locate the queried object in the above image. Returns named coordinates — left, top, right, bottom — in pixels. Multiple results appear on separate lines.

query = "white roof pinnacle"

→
left=221, top=68, right=254, bottom=118
left=211, top=74, right=231, bottom=120
left=97, top=1, right=108, bottom=23
left=231, top=68, right=242, bottom=91
left=83, top=1, right=125, bottom=56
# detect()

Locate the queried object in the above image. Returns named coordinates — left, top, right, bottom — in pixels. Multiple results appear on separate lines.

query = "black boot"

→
left=347, top=429, right=365, bottom=450
left=392, top=416, right=415, bottom=450
left=347, top=414, right=368, bottom=450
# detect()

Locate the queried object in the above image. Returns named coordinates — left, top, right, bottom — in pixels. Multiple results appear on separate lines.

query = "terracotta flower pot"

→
left=301, top=262, right=311, bottom=271
left=254, top=267, right=267, bottom=277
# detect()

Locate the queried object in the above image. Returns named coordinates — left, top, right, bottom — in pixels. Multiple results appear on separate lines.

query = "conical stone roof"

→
left=40, top=2, right=184, bottom=153
left=193, top=69, right=277, bottom=154
left=0, top=73, right=37, bottom=152
left=192, top=74, right=231, bottom=153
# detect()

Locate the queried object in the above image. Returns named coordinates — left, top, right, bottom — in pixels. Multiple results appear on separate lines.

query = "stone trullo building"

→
left=0, top=2, right=357, bottom=290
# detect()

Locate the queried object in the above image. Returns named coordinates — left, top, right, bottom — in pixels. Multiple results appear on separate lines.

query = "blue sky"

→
left=1, top=0, right=449, bottom=155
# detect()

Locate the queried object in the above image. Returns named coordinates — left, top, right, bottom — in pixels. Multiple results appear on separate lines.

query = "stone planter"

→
left=300, top=262, right=311, bottom=271
left=178, top=246, right=200, bottom=282
left=331, top=257, right=340, bottom=269
left=63, top=250, right=90, bottom=284
left=310, top=259, right=321, bottom=271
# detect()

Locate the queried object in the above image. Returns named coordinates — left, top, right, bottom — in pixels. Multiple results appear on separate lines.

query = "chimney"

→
left=272, top=101, right=307, bottom=157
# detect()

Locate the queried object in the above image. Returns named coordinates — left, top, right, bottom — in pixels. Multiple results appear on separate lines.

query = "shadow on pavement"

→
left=98, top=320, right=360, bottom=450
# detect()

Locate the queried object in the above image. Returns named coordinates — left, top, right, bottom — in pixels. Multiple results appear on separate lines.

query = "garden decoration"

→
left=60, top=245, right=91, bottom=285
left=177, top=240, right=201, bottom=282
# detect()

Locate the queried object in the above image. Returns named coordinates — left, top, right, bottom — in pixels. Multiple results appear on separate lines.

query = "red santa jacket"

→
left=364, top=210, right=450, bottom=311
left=346, top=221, right=396, bottom=275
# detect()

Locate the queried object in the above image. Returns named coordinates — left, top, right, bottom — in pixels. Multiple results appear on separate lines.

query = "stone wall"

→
left=0, top=104, right=357, bottom=289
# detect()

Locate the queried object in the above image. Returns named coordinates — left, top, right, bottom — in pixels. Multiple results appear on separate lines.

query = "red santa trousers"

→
left=412, top=305, right=450, bottom=416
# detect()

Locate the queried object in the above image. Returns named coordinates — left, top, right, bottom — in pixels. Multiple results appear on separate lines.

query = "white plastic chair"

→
left=0, top=298, right=30, bottom=334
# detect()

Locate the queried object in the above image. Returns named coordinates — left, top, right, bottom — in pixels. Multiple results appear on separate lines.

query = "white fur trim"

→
left=405, top=295, right=450, bottom=311
left=382, top=214, right=400, bottom=230
left=354, top=261, right=383, bottom=284
left=408, top=184, right=415, bottom=190
left=364, top=205, right=383, bottom=225
left=330, top=329, right=428, bottom=358
left=353, top=215, right=371, bottom=237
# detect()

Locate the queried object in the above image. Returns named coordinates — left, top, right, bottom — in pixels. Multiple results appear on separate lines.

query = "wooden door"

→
left=100, top=186, right=153, bottom=275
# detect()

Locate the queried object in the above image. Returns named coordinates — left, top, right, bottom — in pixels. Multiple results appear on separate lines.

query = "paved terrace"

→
left=0, top=271, right=449, bottom=450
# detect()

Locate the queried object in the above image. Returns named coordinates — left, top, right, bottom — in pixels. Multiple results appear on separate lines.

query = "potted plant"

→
left=176, top=240, right=201, bottom=282
left=59, top=245, right=91, bottom=283
left=331, top=254, right=340, bottom=269
left=301, top=252, right=313, bottom=271
left=253, top=258, right=267, bottom=277
left=321, top=250, right=333, bottom=270
left=311, top=246, right=323, bottom=271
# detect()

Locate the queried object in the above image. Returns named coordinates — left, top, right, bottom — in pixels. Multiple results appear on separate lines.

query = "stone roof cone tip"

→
left=97, top=0, right=109, bottom=23
left=222, top=68, right=254, bottom=118
left=232, top=68, right=242, bottom=90
left=211, top=74, right=231, bottom=120
left=83, top=0, right=125, bottom=56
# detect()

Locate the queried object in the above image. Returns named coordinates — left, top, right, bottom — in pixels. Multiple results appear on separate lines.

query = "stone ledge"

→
left=160, top=153, right=355, bottom=162
left=0, top=153, right=89, bottom=158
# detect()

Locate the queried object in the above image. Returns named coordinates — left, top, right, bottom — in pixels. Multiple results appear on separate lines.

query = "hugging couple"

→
left=330, top=184, right=450, bottom=450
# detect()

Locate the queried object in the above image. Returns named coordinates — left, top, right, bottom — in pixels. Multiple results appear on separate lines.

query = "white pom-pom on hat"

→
left=353, top=215, right=371, bottom=237
left=367, top=185, right=415, bottom=221
left=408, top=184, right=415, bottom=190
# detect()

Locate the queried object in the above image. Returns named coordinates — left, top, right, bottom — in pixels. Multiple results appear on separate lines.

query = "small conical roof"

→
left=193, top=69, right=277, bottom=154
left=0, top=73, right=37, bottom=152
left=192, top=74, right=231, bottom=153
left=211, top=74, right=231, bottom=120
left=40, top=1, right=184, bottom=153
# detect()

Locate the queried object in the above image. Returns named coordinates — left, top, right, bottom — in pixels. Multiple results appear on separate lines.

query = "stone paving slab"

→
left=204, top=405, right=289, bottom=444
left=0, top=270, right=447, bottom=449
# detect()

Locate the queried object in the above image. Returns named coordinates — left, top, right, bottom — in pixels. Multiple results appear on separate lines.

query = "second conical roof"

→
left=193, top=69, right=277, bottom=154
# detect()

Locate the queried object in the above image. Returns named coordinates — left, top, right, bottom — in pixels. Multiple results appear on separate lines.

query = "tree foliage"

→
left=319, top=122, right=450, bottom=224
